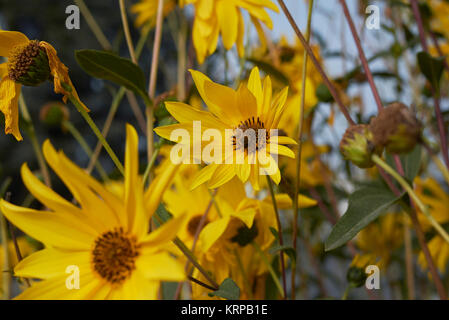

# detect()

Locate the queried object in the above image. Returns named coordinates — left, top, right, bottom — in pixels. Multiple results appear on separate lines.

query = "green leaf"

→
left=402, top=145, right=422, bottom=182
left=208, top=278, right=240, bottom=300
left=417, top=51, right=445, bottom=92
left=75, top=49, right=149, bottom=101
left=325, top=187, right=404, bottom=251
left=270, top=245, right=296, bottom=262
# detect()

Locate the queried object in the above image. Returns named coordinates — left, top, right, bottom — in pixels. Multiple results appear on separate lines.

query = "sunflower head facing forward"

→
left=155, top=67, right=296, bottom=191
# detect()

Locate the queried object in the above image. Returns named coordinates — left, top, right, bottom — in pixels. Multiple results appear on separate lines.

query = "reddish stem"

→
left=277, top=0, right=355, bottom=125
left=339, top=0, right=383, bottom=112
left=410, top=0, right=449, bottom=169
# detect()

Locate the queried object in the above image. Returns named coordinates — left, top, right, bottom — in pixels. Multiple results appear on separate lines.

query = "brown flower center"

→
left=7, top=40, right=42, bottom=81
left=232, top=117, right=269, bottom=152
left=92, top=227, right=140, bottom=285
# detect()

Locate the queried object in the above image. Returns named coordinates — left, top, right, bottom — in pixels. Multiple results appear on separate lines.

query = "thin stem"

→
left=86, top=27, right=152, bottom=175
left=252, top=242, right=285, bottom=298
left=233, top=249, right=253, bottom=299
left=339, top=0, right=383, bottom=112
left=403, top=212, right=415, bottom=300
left=7, top=216, right=31, bottom=287
left=373, top=155, right=449, bottom=245
left=142, top=147, right=160, bottom=187
left=86, top=87, right=125, bottom=174
left=63, top=120, right=109, bottom=182
left=277, top=0, right=355, bottom=125
left=119, top=0, right=137, bottom=63
left=19, top=95, right=51, bottom=187
left=176, top=9, right=187, bottom=101
left=147, top=0, right=165, bottom=163
left=266, top=175, right=287, bottom=299
left=410, top=0, right=449, bottom=169
left=67, top=92, right=124, bottom=175
left=291, top=0, right=314, bottom=300
left=187, top=275, right=217, bottom=291
left=74, top=0, right=111, bottom=50
left=173, top=237, right=219, bottom=290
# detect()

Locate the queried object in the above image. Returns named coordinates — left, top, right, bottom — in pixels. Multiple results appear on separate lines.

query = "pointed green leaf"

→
left=417, top=51, right=445, bottom=92
left=75, top=49, right=149, bottom=101
left=325, top=187, right=404, bottom=251
left=208, top=278, right=240, bottom=300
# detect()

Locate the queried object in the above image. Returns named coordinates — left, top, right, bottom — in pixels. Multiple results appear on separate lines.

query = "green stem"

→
left=341, top=285, right=351, bottom=300
left=19, top=95, right=51, bottom=187
left=142, top=147, right=160, bottom=187
left=152, top=214, right=219, bottom=289
left=63, top=120, right=109, bottom=182
left=266, top=175, right=287, bottom=299
left=372, top=154, right=449, bottom=244
left=74, top=0, right=112, bottom=50
left=66, top=90, right=124, bottom=175
left=252, top=242, right=284, bottom=298
left=292, top=0, right=314, bottom=300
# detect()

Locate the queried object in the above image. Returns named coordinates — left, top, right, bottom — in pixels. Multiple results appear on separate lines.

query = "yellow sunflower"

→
left=187, top=0, right=278, bottom=63
left=415, top=177, right=449, bottom=273
left=131, top=0, right=278, bottom=64
left=0, top=30, right=87, bottom=141
left=131, top=0, right=179, bottom=28
left=0, top=125, right=186, bottom=299
left=191, top=187, right=316, bottom=299
left=155, top=67, right=296, bottom=191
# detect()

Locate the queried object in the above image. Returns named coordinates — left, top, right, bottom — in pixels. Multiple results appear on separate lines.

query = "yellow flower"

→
left=132, top=0, right=278, bottom=64
left=251, top=36, right=323, bottom=137
left=131, top=0, right=178, bottom=28
left=0, top=30, right=87, bottom=141
left=0, top=125, right=186, bottom=299
left=415, top=177, right=449, bottom=273
left=188, top=0, right=278, bottom=64
left=429, top=0, right=449, bottom=41
left=155, top=67, right=296, bottom=190
left=356, top=213, right=404, bottom=269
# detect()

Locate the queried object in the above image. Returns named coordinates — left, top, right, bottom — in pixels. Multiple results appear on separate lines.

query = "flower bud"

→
left=39, top=101, right=69, bottom=128
left=346, top=266, right=367, bottom=288
left=8, top=40, right=51, bottom=86
left=340, top=124, right=381, bottom=168
left=370, top=102, right=421, bottom=154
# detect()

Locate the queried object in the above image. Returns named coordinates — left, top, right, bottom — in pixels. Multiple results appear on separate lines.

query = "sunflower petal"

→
left=0, top=30, right=29, bottom=57
left=39, top=41, right=89, bottom=112
left=0, top=76, right=22, bottom=140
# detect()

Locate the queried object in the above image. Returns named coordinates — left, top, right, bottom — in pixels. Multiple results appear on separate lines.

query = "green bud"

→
left=346, top=266, right=367, bottom=288
left=39, top=102, right=69, bottom=128
left=340, top=124, right=381, bottom=168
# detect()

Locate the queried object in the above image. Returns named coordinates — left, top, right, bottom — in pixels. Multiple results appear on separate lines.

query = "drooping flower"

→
left=0, top=125, right=185, bottom=299
left=155, top=67, right=296, bottom=190
left=0, top=30, right=87, bottom=141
